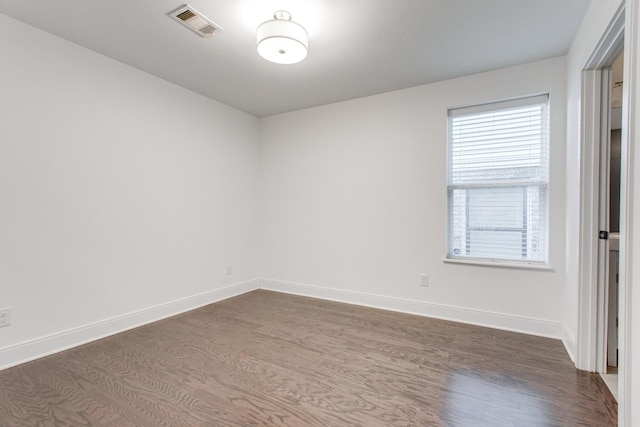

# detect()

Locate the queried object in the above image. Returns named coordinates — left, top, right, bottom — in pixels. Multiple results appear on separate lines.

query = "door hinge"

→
left=599, top=230, right=609, bottom=240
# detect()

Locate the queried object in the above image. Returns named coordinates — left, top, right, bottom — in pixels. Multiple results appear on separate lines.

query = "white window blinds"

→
left=447, top=94, right=549, bottom=265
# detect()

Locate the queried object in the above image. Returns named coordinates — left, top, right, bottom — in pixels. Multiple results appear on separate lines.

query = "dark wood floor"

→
left=0, top=290, right=616, bottom=426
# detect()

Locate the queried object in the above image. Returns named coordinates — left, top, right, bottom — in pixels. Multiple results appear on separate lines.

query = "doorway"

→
left=600, top=50, right=624, bottom=401
left=575, top=0, right=625, bottom=400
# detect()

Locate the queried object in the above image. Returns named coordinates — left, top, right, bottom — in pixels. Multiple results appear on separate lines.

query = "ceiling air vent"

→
left=170, top=5, right=223, bottom=38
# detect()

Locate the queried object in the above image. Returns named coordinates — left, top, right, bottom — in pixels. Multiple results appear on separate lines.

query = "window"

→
left=446, top=94, right=549, bottom=265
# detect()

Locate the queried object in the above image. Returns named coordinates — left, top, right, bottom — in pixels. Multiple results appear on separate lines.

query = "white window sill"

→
left=442, top=257, right=554, bottom=271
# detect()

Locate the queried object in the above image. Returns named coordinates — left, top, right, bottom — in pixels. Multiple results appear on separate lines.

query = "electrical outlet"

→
left=0, top=308, right=11, bottom=327
left=419, top=274, right=429, bottom=287
left=226, top=264, right=233, bottom=275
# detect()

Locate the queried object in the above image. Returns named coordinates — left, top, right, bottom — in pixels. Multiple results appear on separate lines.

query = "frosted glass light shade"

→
left=257, top=11, right=308, bottom=64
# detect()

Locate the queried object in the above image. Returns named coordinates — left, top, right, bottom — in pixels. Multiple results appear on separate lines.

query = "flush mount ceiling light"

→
left=256, top=11, right=308, bottom=64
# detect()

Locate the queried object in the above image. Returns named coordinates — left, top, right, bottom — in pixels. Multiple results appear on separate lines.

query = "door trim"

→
left=576, top=2, right=636, bottom=425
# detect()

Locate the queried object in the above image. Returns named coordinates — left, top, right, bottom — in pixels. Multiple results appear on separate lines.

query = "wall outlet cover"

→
left=0, top=307, right=11, bottom=327
left=420, top=274, right=429, bottom=287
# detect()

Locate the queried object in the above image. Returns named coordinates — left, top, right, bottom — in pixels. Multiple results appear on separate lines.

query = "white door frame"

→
left=577, top=5, right=624, bottom=374
left=619, top=1, right=639, bottom=425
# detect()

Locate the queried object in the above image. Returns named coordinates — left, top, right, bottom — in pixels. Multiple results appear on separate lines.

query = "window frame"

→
left=445, top=94, right=551, bottom=268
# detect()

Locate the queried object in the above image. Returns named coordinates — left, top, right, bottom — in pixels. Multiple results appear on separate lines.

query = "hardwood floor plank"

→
left=0, top=290, right=616, bottom=426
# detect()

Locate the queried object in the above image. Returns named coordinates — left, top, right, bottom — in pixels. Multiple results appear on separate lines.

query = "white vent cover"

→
left=170, top=5, right=223, bottom=38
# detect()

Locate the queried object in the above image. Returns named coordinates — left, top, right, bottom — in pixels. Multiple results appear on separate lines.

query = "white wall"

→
left=260, top=57, right=567, bottom=338
left=0, top=14, right=261, bottom=368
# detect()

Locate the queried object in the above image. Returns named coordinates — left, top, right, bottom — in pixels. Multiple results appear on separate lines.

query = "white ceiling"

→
left=0, top=0, right=591, bottom=117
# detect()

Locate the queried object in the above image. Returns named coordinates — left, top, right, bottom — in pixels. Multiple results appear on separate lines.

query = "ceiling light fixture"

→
left=256, top=11, right=308, bottom=64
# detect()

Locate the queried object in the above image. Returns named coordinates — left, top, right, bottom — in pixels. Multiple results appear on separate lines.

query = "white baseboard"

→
left=0, top=279, right=260, bottom=371
left=562, top=324, right=577, bottom=364
left=1, top=277, right=568, bottom=371
left=260, top=278, right=564, bottom=339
